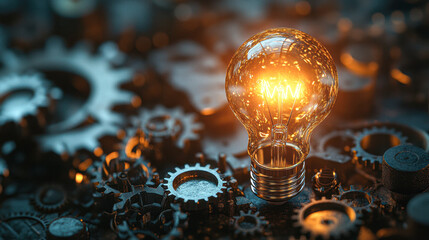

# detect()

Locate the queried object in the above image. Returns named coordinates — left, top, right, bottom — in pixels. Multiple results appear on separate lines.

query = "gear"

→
left=1, top=38, right=137, bottom=156
left=92, top=152, right=156, bottom=196
left=0, top=211, right=50, bottom=239
left=352, top=127, right=407, bottom=168
left=333, top=185, right=376, bottom=214
left=32, top=184, right=68, bottom=213
left=233, top=210, right=267, bottom=237
left=313, top=130, right=355, bottom=164
left=134, top=105, right=203, bottom=150
left=292, top=198, right=362, bottom=240
left=0, top=73, right=55, bottom=139
left=163, top=163, right=226, bottom=211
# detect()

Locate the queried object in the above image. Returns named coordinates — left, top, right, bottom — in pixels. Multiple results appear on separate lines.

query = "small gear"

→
left=352, top=127, right=407, bottom=168
left=313, top=130, right=355, bottom=164
left=292, top=198, right=362, bottom=240
left=333, top=185, right=376, bottom=214
left=134, top=105, right=203, bottom=151
left=2, top=38, right=137, bottom=156
left=163, top=163, right=226, bottom=211
left=92, top=152, right=156, bottom=196
left=0, top=211, right=51, bottom=239
left=0, top=73, right=55, bottom=139
left=32, top=184, right=68, bottom=213
left=233, top=210, right=268, bottom=237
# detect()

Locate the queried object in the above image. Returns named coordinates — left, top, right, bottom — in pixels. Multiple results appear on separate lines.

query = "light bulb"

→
left=225, top=28, right=338, bottom=202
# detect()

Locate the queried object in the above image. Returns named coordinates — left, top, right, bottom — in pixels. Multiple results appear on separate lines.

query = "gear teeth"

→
left=352, top=126, right=408, bottom=169
left=163, top=163, right=226, bottom=211
left=293, top=198, right=362, bottom=240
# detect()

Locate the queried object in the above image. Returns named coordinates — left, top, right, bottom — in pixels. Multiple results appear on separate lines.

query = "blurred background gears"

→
left=311, top=129, right=355, bottom=164
left=333, top=185, right=376, bottom=214
left=293, top=198, right=362, bottom=240
left=163, top=163, right=226, bottom=211
left=352, top=127, right=407, bottom=169
left=0, top=211, right=50, bottom=240
left=32, top=184, right=68, bottom=213
left=233, top=210, right=267, bottom=237
left=0, top=73, right=56, bottom=140
left=149, top=41, right=227, bottom=116
left=1, top=37, right=138, bottom=156
left=130, top=105, right=203, bottom=165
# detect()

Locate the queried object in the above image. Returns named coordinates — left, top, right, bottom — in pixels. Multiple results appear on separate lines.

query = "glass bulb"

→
left=225, top=28, right=338, bottom=202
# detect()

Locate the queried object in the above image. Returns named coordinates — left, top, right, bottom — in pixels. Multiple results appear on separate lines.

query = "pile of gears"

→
left=0, top=0, right=429, bottom=239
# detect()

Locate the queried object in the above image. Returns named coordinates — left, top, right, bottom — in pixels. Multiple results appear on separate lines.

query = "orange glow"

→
left=390, top=68, right=411, bottom=85
left=93, top=147, right=103, bottom=157
left=125, top=136, right=142, bottom=159
left=340, top=53, right=378, bottom=77
left=260, top=80, right=302, bottom=100
left=105, top=152, right=119, bottom=166
left=75, top=173, right=84, bottom=184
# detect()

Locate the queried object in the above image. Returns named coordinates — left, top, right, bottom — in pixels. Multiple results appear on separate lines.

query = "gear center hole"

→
left=173, top=170, right=219, bottom=199
left=360, top=133, right=401, bottom=156
left=238, top=216, right=257, bottom=229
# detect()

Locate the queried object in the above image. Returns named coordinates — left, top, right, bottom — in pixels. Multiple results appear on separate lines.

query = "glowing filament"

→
left=260, top=80, right=302, bottom=100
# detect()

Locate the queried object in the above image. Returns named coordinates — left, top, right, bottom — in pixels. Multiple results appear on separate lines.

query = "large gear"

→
left=333, top=185, right=376, bottom=214
left=233, top=210, right=268, bottom=237
left=0, top=73, right=55, bottom=139
left=292, top=198, right=362, bottom=240
left=0, top=211, right=51, bottom=239
left=134, top=105, right=203, bottom=151
left=1, top=38, right=137, bottom=156
left=163, top=163, right=226, bottom=211
left=32, top=184, right=68, bottom=213
left=352, top=127, right=408, bottom=168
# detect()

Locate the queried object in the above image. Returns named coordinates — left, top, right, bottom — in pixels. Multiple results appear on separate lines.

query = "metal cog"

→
left=0, top=73, right=55, bottom=139
left=163, top=163, right=226, bottom=211
left=313, top=130, right=355, bottom=164
left=352, top=127, right=407, bottom=167
left=233, top=210, right=268, bottom=237
left=292, top=198, right=362, bottom=240
left=0, top=211, right=51, bottom=239
left=32, top=184, right=68, bottom=213
left=1, top=37, right=136, bottom=155
left=92, top=152, right=157, bottom=198
left=333, top=185, right=376, bottom=214
left=134, top=105, right=203, bottom=150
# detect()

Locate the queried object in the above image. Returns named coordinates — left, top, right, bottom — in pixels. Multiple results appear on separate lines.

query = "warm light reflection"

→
left=75, top=173, right=84, bottom=184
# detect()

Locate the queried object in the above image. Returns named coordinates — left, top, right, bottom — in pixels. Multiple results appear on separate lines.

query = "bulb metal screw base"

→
left=250, top=160, right=305, bottom=202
